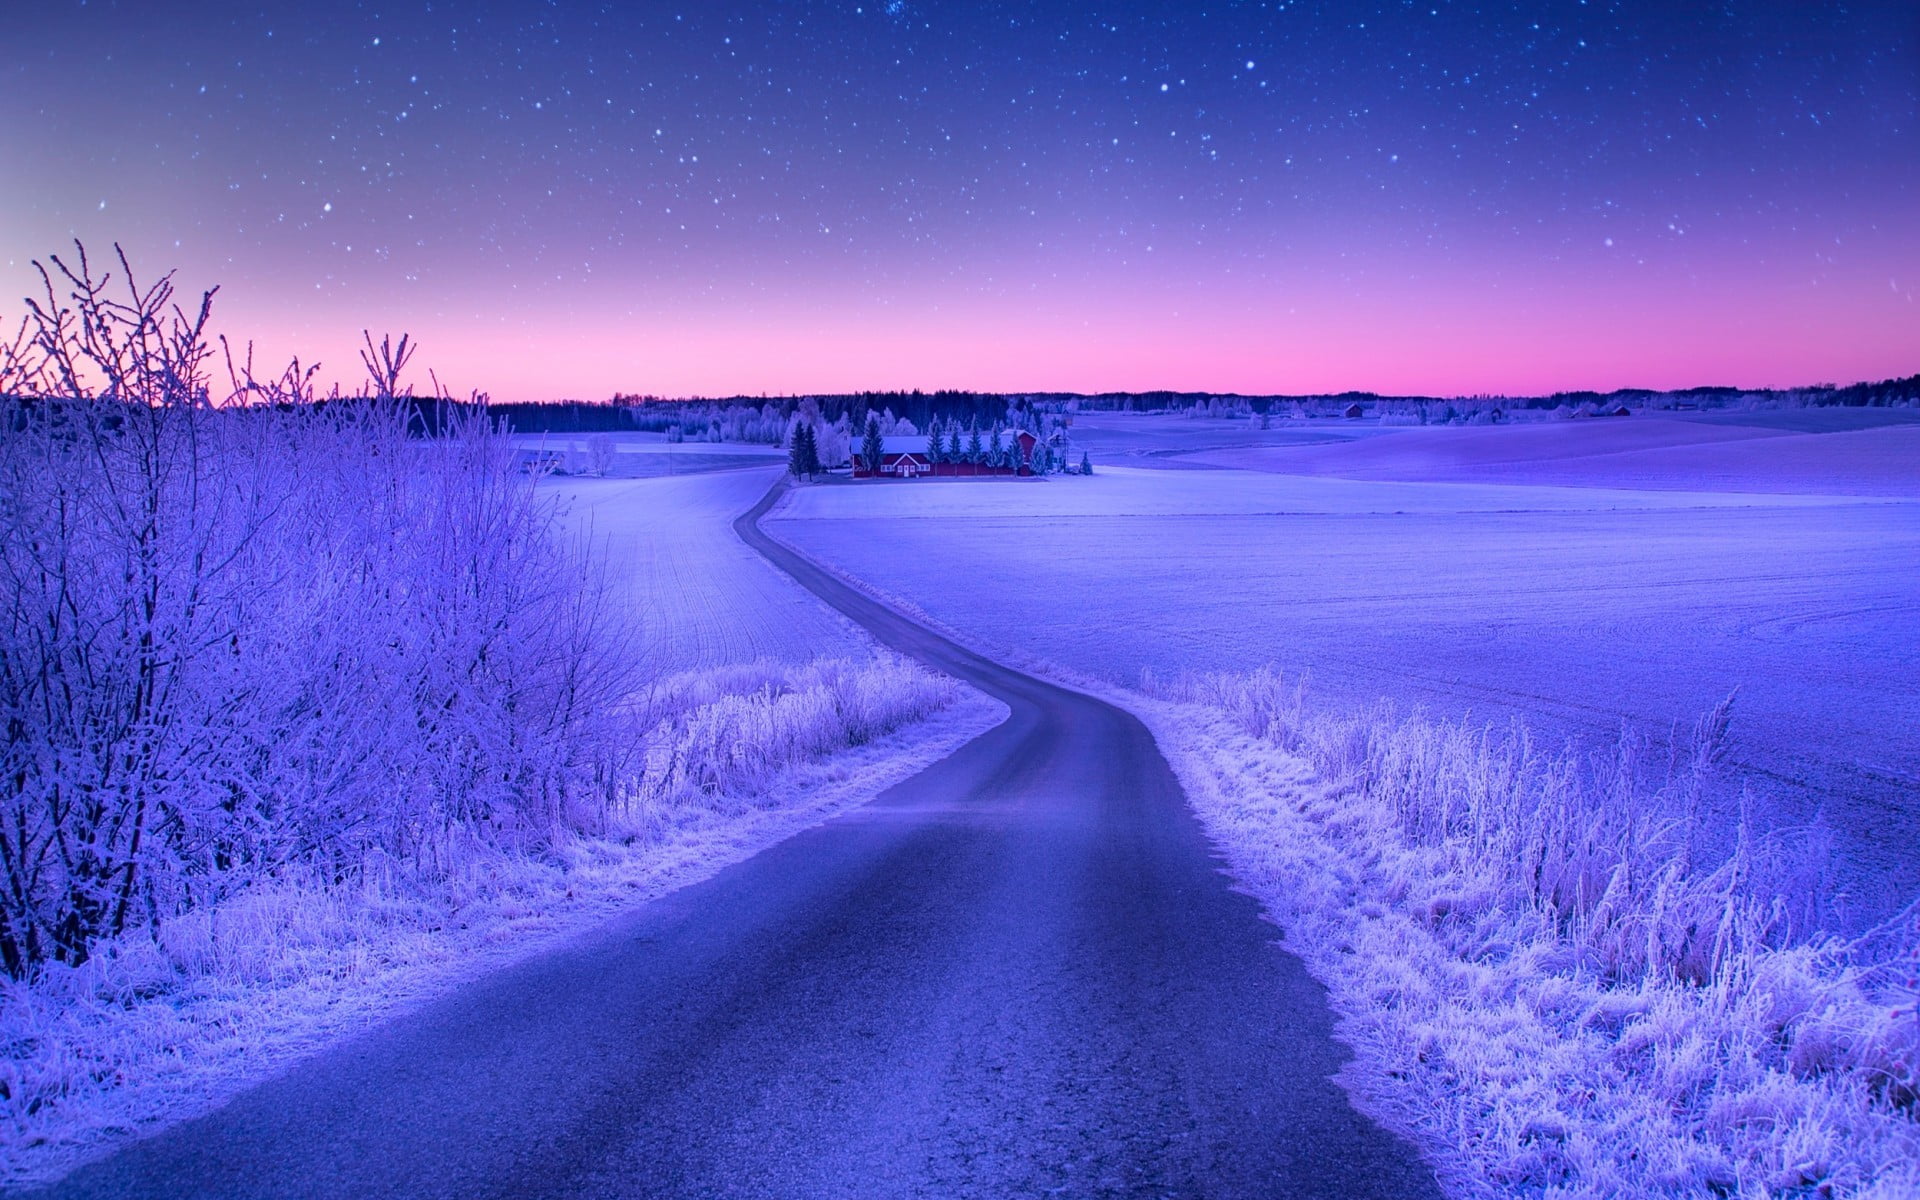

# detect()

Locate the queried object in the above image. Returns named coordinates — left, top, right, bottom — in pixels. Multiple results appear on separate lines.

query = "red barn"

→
left=851, top=437, right=933, bottom=478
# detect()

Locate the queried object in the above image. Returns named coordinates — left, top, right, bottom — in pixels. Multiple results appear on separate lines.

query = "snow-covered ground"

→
left=512, top=432, right=785, bottom=480
left=769, top=424, right=1920, bottom=911
left=1066, top=410, right=1395, bottom=465
left=1182, top=410, right=1920, bottom=497
left=780, top=461, right=1875, bottom=518
left=546, top=467, right=867, bottom=673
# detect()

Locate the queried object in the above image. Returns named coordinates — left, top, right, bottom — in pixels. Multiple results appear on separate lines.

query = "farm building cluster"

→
left=837, top=414, right=1089, bottom=479
left=853, top=429, right=1048, bottom=478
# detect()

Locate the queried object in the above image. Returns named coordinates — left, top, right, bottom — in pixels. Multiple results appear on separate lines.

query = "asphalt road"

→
left=36, top=478, right=1439, bottom=1200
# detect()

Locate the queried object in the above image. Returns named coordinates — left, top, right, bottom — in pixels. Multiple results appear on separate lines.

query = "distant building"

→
left=1343, top=402, right=1365, bottom=419
left=1610, top=404, right=1633, bottom=417
left=851, top=430, right=1042, bottom=479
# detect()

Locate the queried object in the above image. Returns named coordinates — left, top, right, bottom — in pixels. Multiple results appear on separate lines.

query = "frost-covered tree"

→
left=584, top=433, right=617, bottom=476
left=966, top=419, right=984, bottom=464
left=988, top=425, right=1005, bottom=470
left=813, top=414, right=851, bottom=469
left=946, top=422, right=962, bottom=462
left=862, top=414, right=885, bottom=475
left=926, top=415, right=943, bottom=464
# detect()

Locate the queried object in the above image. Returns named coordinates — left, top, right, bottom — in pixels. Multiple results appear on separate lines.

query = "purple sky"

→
left=5, top=1, right=1916, bottom=400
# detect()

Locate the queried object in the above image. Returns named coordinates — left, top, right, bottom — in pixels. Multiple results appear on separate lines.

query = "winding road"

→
left=36, top=478, right=1439, bottom=1200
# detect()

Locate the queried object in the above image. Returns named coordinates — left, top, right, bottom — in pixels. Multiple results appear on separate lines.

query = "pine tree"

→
left=966, top=419, right=984, bottom=464
left=926, top=416, right=943, bottom=465
left=863, top=415, right=885, bottom=476
left=790, top=423, right=821, bottom=479
left=946, top=422, right=962, bottom=462
left=988, top=425, right=1005, bottom=471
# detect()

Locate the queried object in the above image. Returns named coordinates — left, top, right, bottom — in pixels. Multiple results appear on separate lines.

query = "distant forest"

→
left=11, top=377, right=1909, bottom=443
left=477, top=373, right=1920, bottom=439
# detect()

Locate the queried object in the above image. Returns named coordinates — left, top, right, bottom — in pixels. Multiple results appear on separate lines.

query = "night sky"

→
left=5, top=2, right=1916, bottom=400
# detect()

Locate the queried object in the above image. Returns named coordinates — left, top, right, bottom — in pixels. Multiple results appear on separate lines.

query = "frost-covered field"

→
left=512, top=431, right=786, bottom=480
left=768, top=414, right=1920, bottom=1197
left=770, top=439, right=1920, bottom=910
left=545, top=467, right=867, bottom=674
left=1180, top=410, right=1920, bottom=497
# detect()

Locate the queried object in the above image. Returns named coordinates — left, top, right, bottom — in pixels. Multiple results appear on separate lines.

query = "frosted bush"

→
left=0, top=247, right=655, bottom=978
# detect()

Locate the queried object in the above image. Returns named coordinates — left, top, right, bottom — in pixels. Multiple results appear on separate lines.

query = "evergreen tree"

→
left=988, top=425, right=1005, bottom=470
left=788, top=423, right=822, bottom=479
left=863, top=415, right=885, bottom=476
left=788, top=422, right=808, bottom=478
left=1079, top=451, right=1092, bottom=475
left=946, top=423, right=962, bottom=462
left=926, top=416, right=943, bottom=464
left=966, top=419, right=984, bottom=464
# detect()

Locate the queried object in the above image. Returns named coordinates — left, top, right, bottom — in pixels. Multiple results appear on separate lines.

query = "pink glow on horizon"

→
left=231, top=265, right=1917, bottom=403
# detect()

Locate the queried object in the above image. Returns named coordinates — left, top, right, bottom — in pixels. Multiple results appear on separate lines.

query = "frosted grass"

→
left=0, top=656, right=997, bottom=1184
left=1140, top=669, right=1919, bottom=1198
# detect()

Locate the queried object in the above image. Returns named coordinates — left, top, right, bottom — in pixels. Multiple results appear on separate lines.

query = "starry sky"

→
left=4, top=1, right=1916, bottom=401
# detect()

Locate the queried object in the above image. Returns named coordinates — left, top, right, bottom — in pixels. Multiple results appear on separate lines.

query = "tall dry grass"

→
left=1144, top=666, right=1919, bottom=1197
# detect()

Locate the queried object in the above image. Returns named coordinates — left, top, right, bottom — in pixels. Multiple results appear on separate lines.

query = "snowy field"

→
left=1181, top=409, right=1920, bottom=497
left=1066, top=410, right=1393, bottom=465
left=545, top=467, right=866, bottom=674
left=513, top=432, right=785, bottom=479
left=770, top=420, right=1920, bottom=911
